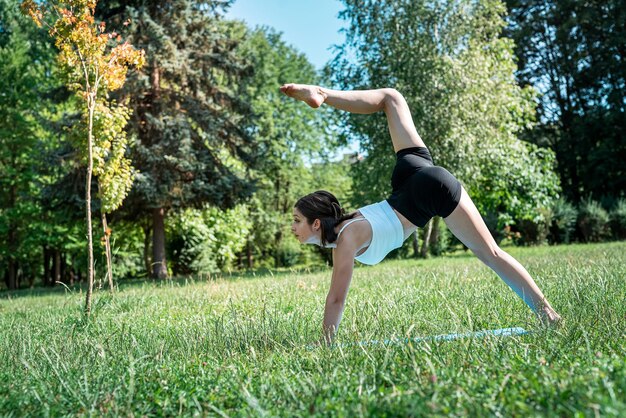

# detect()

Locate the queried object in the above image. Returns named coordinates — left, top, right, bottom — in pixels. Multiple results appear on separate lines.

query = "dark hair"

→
left=294, top=190, right=356, bottom=247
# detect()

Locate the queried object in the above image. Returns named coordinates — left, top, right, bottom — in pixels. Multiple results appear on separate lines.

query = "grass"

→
left=1, top=242, right=625, bottom=416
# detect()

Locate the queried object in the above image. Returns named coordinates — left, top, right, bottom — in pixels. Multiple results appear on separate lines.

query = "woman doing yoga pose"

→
left=280, top=84, right=561, bottom=345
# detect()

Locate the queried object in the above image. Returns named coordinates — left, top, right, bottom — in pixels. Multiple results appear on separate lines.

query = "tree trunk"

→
left=69, top=255, right=76, bottom=286
left=152, top=207, right=168, bottom=279
left=85, top=95, right=96, bottom=317
left=7, top=259, right=17, bottom=290
left=412, top=230, right=419, bottom=258
left=7, top=184, right=17, bottom=290
left=430, top=217, right=441, bottom=254
left=274, top=230, right=282, bottom=268
left=60, top=254, right=66, bottom=284
left=101, top=212, right=114, bottom=291
left=16, top=265, right=21, bottom=290
left=53, top=249, right=61, bottom=286
left=27, top=271, right=35, bottom=288
left=43, top=246, right=51, bottom=286
left=143, top=222, right=152, bottom=277
left=247, top=240, right=253, bottom=269
left=274, top=177, right=281, bottom=268
left=420, top=219, right=433, bottom=258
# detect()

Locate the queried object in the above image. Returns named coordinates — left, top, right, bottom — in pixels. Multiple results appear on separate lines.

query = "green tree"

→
left=0, top=0, right=46, bottom=289
left=98, top=0, right=258, bottom=279
left=330, top=0, right=560, bottom=241
left=236, top=25, right=338, bottom=268
left=504, top=0, right=625, bottom=202
left=22, top=0, right=144, bottom=314
left=0, top=0, right=70, bottom=289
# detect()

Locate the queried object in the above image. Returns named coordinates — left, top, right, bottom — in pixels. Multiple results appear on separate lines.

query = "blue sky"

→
left=226, top=0, right=346, bottom=70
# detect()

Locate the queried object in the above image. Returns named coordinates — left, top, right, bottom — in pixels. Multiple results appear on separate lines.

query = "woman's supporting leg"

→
left=444, top=187, right=562, bottom=325
left=280, top=84, right=426, bottom=151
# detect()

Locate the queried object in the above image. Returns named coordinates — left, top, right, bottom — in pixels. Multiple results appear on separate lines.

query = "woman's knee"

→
left=473, top=244, right=503, bottom=266
left=382, top=88, right=405, bottom=107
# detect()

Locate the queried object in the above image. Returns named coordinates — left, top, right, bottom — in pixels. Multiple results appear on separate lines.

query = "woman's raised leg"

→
left=444, top=187, right=562, bottom=325
left=280, top=84, right=425, bottom=151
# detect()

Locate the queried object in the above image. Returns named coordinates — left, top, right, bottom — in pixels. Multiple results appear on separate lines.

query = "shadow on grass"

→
left=0, top=264, right=331, bottom=300
left=5, top=241, right=611, bottom=300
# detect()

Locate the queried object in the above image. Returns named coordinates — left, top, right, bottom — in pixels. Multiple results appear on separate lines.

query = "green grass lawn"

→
left=1, top=242, right=625, bottom=416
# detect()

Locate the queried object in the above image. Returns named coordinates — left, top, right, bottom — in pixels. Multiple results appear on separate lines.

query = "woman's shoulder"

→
left=335, top=215, right=371, bottom=247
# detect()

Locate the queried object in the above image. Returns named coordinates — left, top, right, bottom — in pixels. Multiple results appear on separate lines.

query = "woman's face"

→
left=292, top=207, right=321, bottom=245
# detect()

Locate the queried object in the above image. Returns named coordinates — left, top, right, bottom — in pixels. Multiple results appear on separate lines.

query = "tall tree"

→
left=0, top=0, right=53, bottom=289
left=330, top=0, right=560, bottom=238
left=236, top=25, right=338, bottom=268
left=98, top=0, right=259, bottom=279
left=504, top=0, right=625, bottom=202
left=1, top=0, right=93, bottom=291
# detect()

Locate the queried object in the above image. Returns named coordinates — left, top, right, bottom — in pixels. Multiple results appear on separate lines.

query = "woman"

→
left=281, top=83, right=561, bottom=345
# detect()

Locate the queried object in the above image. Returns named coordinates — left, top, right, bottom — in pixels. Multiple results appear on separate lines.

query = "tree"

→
left=0, top=0, right=47, bottom=289
left=504, top=0, right=625, bottom=202
left=236, top=25, right=338, bottom=268
left=330, top=0, right=560, bottom=242
left=22, top=0, right=144, bottom=315
left=98, top=0, right=259, bottom=279
left=0, top=0, right=71, bottom=290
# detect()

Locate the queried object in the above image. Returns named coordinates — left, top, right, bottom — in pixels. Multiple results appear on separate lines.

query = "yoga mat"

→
left=308, top=327, right=529, bottom=350
left=352, top=326, right=529, bottom=347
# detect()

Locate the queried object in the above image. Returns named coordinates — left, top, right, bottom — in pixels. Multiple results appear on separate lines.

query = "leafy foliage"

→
left=100, top=0, right=257, bottom=212
left=0, top=0, right=68, bottom=288
left=609, top=199, right=626, bottom=240
left=505, top=0, right=626, bottom=202
left=21, top=0, right=145, bottom=92
left=330, top=0, right=560, bottom=237
left=548, top=198, right=577, bottom=244
left=167, top=205, right=252, bottom=275
left=577, top=198, right=611, bottom=243
left=471, top=140, right=560, bottom=230
left=235, top=25, right=338, bottom=267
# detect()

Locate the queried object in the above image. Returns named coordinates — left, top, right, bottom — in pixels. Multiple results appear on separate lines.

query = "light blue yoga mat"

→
left=310, top=327, right=529, bottom=350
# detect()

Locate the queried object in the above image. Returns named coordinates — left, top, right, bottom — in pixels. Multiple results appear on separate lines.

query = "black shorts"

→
left=386, top=147, right=462, bottom=227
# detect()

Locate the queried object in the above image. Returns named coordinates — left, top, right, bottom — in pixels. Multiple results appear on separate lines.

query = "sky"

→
left=226, top=0, right=346, bottom=70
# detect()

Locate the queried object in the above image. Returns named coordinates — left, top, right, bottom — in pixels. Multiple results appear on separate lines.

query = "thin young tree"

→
left=90, top=100, right=136, bottom=292
left=21, top=0, right=144, bottom=315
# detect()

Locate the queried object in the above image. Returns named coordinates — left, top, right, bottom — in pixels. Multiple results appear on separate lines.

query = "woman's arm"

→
left=321, top=245, right=357, bottom=344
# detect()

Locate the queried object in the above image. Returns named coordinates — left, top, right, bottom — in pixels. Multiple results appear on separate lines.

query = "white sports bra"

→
left=324, top=200, right=405, bottom=265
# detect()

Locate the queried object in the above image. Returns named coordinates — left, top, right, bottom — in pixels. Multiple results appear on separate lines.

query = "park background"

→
left=1, top=1, right=625, bottom=416
left=0, top=0, right=624, bottom=289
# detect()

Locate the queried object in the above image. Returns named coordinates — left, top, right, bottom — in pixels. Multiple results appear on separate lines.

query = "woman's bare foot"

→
left=538, top=307, right=563, bottom=327
left=279, top=83, right=326, bottom=108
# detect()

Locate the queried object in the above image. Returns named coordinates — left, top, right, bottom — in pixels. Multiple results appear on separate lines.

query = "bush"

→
left=167, top=210, right=217, bottom=276
left=577, top=198, right=610, bottom=242
left=167, top=205, right=252, bottom=275
left=470, top=141, right=561, bottom=238
left=548, top=198, right=577, bottom=244
left=513, top=207, right=552, bottom=246
left=482, top=211, right=506, bottom=244
left=609, top=198, right=626, bottom=240
left=277, top=238, right=302, bottom=267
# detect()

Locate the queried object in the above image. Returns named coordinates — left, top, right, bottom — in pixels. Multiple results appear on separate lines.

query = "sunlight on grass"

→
left=1, top=242, right=625, bottom=416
